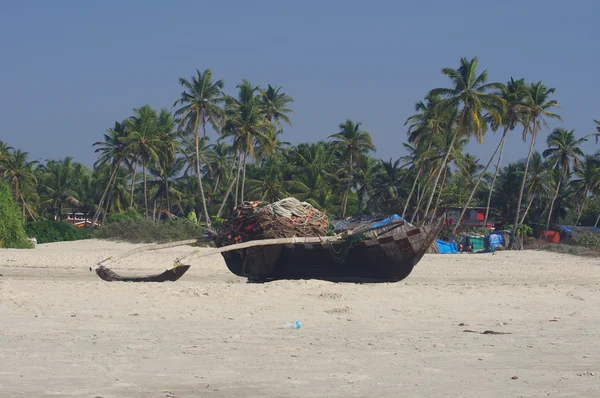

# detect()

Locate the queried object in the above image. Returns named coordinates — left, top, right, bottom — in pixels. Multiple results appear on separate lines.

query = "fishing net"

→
left=216, top=197, right=329, bottom=247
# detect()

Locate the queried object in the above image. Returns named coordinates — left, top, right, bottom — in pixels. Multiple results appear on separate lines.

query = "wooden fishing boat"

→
left=91, top=216, right=444, bottom=283
left=217, top=215, right=445, bottom=282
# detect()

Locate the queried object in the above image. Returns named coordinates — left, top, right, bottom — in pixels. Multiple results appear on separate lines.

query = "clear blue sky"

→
left=1, top=0, right=598, bottom=168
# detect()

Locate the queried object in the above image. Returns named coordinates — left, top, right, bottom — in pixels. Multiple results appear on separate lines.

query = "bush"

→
left=187, top=211, right=198, bottom=223
left=105, top=207, right=142, bottom=224
left=0, top=182, right=33, bottom=248
left=93, top=218, right=211, bottom=244
left=24, top=220, right=90, bottom=244
left=572, top=233, right=600, bottom=250
left=541, top=243, right=600, bottom=257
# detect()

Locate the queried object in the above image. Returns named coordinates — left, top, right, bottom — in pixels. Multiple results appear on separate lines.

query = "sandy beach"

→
left=0, top=239, right=599, bottom=397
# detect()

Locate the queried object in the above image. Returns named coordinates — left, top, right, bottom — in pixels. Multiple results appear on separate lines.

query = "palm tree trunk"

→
left=545, top=176, right=562, bottom=232
left=164, top=162, right=170, bottom=213
left=520, top=195, right=535, bottom=224
left=423, top=131, right=458, bottom=221
left=91, top=163, right=119, bottom=228
left=103, top=170, right=119, bottom=222
left=402, top=166, right=422, bottom=219
left=143, top=162, right=148, bottom=219
left=575, top=187, right=589, bottom=225
left=510, top=123, right=537, bottom=249
left=195, top=124, right=211, bottom=227
left=240, top=150, right=248, bottom=203
left=595, top=212, right=600, bottom=228
left=342, top=151, right=354, bottom=217
left=21, top=195, right=36, bottom=222
left=129, top=157, right=138, bottom=208
left=209, top=173, right=220, bottom=208
left=234, top=150, right=242, bottom=208
left=484, top=139, right=504, bottom=227
left=218, top=156, right=239, bottom=217
left=411, top=170, right=435, bottom=224
left=453, top=129, right=508, bottom=233
left=432, top=167, right=448, bottom=221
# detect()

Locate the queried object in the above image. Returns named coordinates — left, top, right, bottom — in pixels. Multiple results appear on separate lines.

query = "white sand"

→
left=1, top=239, right=599, bottom=397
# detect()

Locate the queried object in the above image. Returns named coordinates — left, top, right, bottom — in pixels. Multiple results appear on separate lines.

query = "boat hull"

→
left=220, top=217, right=444, bottom=282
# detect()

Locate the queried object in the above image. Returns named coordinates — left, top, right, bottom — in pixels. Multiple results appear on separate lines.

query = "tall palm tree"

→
left=91, top=121, right=129, bottom=226
left=511, top=82, right=561, bottom=244
left=2, top=149, right=38, bottom=219
left=0, top=141, right=12, bottom=170
left=519, top=151, right=551, bottom=224
left=328, top=120, right=375, bottom=217
left=37, top=157, right=82, bottom=221
left=173, top=68, right=224, bottom=227
left=476, top=78, right=527, bottom=228
left=223, top=80, right=274, bottom=204
left=259, top=84, right=294, bottom=130
left=156, top=109, right=178, bottom=212
left=425, top=56, right=502, bottom=222
left=542, top=128, right=586, bottom=230
left=124, top=105, right=161, bottom=219
left=574, top=155, right=600, bottom=225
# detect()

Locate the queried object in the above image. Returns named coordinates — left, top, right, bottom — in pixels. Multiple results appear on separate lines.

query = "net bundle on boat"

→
left=216, top=197, right=329, bottom=246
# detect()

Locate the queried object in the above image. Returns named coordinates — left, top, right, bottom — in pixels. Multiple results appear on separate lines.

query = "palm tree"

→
left=425, top=57, right=502, bottom=222
left=519, top=151, right=551, bottom=224
left=156, top=109, right=178, bottom=212
left=2, top=149, right=38, bottom=220
left=124, top=105, right=161, bottom=219
left=259, top=84, right=294, bottom=130
left=543, top=128, right=586, bottom=230
left=91, top=121, right=129, bottom=225
left=328, top=120, right=375, bottom=217
left=37, top=157, right=82, bottom=221
left=223, top=80, right=274, bottom=205
left=173, top=68, right=224, bottom=227
left=573, top=155, right=600, bottom=225
left=510, top=82, right=561, bottom=244
left=478, top=78, right=527, bottom=227
left=0, top=141, right=12, bottom=169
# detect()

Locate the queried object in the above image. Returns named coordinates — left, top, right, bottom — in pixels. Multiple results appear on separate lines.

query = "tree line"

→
left=1, top=58, right=600, bottom=236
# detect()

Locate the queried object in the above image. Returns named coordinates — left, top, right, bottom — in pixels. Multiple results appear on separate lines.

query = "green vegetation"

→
left=24, top=220, right=90, bottom=244
left=94, top=219, right=209, bottom=244
left=1, top=58, right=600, bottom=247
left=540, top=243, right=600, bottom=257
left=0, top=181, right=33, bottom=248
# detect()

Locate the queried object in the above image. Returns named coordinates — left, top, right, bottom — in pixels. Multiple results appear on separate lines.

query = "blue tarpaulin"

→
left=369, top=214, right=403, bottom=229
left=436, top=239, right=458, bottom=254
left=485, top=231, right=504, bottom=249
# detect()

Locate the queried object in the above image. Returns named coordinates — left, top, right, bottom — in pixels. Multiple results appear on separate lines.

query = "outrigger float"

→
left=91, top=199, right=444, bottom=283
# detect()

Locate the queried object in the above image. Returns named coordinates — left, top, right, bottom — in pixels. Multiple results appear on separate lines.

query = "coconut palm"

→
left=510, top=82, right=561, bottom=243
left=259, top=84, right=294, bottom=130
left=543, top=128, right=587, bottom=229
left=123, top=105, right=161, bottom=219
left=223, top=80, right=274, bottom=204
left=2, top=149, right=38, bottom=219
left=518, top=151, right=551, bottom=224
left=173, top=69, right=224, bottom=227
left=0, top=141, right=12, bottom=170
left=328, top=120, right=375, bottom=217
left=37, top=157, right=82, bottom=221
left=91, top=121, right=129, bottom=225
left=573, top=155, right=600, bottom=225
left=425, top=57, right=502, bottom=222
left=477, top=78, right=528, bottom=227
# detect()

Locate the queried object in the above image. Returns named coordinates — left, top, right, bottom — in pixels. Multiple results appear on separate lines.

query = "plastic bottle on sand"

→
left=281, top=321, right=301, bottom=329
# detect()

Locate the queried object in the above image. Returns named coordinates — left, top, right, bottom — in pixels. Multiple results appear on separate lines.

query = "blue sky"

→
left=1, top=0, right=598, bottom=167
